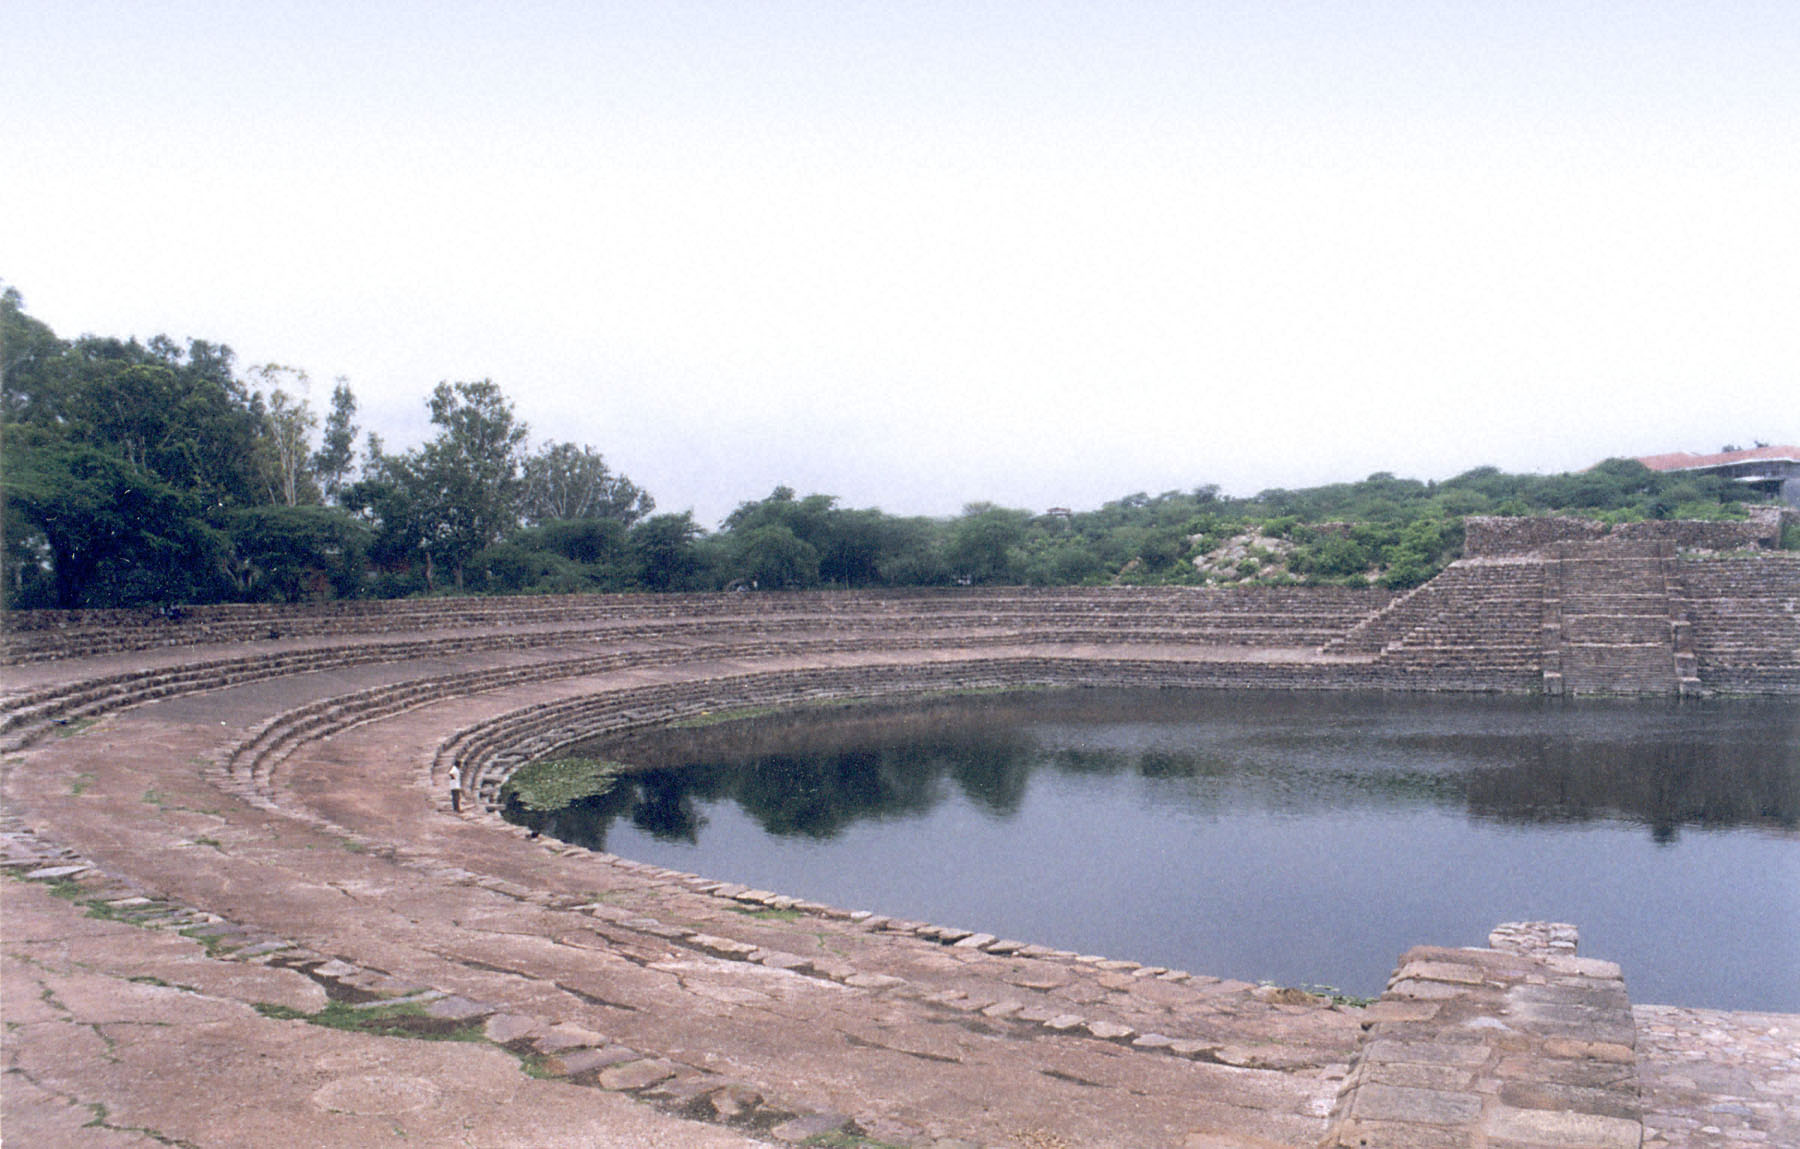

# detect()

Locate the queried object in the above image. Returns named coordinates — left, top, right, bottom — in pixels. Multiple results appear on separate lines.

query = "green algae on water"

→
left=499, top=757, right=626, bottom=812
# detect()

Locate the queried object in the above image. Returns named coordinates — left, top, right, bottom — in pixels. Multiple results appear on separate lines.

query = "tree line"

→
left=0, top=288, right=1775, bottom=611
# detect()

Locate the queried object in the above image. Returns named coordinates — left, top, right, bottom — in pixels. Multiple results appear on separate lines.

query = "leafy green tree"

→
left=631, top=511, right=704, bottom=590
left=520, top=441, right=653, bottom=526
left=227, top=505, right=370, bottom=601
left=246, top=364, right=319, bottom=506
left=350, top=380, right=530, bottom=592
left=1, top=286, right=70, bottom=425
left=946, top=504, right=1031, bottom=584
left=312, top=378, right=359, bottom=504
left=730, top=524, right=821, bottom=588
left=420, top=380, right=529, bottom=589
left=4, top=428, right=229, bottom=607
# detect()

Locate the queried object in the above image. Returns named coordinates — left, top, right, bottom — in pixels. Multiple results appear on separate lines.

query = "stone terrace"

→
left=3, top=577, right=1798, bottom=1147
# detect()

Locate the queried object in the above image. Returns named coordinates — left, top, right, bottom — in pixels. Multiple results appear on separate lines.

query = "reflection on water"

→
left=506, top=689, right=1800, bottom=1011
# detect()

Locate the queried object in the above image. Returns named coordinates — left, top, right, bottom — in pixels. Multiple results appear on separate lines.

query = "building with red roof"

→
left=1634, top=445, right=1800, bottom=504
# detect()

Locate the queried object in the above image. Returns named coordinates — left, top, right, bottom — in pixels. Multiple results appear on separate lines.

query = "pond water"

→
left=506, top=689, right=1800, bottom=1011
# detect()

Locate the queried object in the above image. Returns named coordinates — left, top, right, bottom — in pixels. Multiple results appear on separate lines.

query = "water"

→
left=507, top=689, right=1800, bottom=1011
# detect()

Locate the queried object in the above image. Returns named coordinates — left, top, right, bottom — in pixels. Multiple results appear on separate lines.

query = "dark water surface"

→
left=510, top=689, right=1800, bottom=1011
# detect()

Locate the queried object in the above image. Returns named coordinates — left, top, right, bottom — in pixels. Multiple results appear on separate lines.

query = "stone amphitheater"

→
left=4, top=526, right=1798, bottom=1148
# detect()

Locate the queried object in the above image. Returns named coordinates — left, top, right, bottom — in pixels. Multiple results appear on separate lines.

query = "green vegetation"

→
left=252, top=999, right=487, bottom=1043
left=4, top=284, right=1785, bottom=608
left=498, top=756, right=626, bottom=812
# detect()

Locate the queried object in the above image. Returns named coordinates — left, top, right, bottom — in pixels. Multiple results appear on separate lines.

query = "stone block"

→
left=1363, top=1040, right=1494, bottom=1067
left=599, top=1058, right=678, bottom=1091
left=1389, top=978, right=1480, bottom=1000
left=1328, top=1118, right=1477, bottom=1148
left=1366, top=1061, right=1476, bottom=1091
left=548, top=1045, right=641, bottom=1076
left=1084, top=1020, right=1136, bottom=1042
left=535, top=1022, right=608, bottom=1052
left=707, top=1083, right=764, bottom=1119
left=1498, top=1080, right=1639, bottom=1121
left=756, top=951, right=814, bottom=974
left=1542, top=1038, right=1634, bottom=1064
left=423, top=995, right=490, bottom=1021
left=1350, top=1083, right=1485, bottom=1126
left=686, top=933, right=758, bottom=960
left=1364, top=1000, right=1442, bottom=1024
left=771, top=1111, right=854, bottom=1143
left=1483, top=1105, right=1641, bottom=1148
left=482, top=1013, right=542, bottom=1044
left=1543, top=955, right=1624, bottom=981
left=1395, top=960, right=1489, bottom=986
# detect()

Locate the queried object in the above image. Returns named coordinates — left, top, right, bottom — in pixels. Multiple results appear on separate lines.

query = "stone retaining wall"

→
left=0, top=585, right=1391, bottom=664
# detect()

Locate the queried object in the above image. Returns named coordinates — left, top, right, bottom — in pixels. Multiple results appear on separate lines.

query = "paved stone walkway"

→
left=1635, top=1006, right=1800, bottom=1148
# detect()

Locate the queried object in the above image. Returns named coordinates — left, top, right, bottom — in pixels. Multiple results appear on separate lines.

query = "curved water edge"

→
left=503, top=687, right=1800, bottom=1013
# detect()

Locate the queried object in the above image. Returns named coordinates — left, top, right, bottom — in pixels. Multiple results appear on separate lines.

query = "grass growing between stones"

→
left=253, top=1000, right=487, bottom=1043
left=178, top=927, right=232, bottom=957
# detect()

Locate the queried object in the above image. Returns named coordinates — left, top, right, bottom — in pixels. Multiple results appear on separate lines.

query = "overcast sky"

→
left=6, top=2, right=1796, bottom=526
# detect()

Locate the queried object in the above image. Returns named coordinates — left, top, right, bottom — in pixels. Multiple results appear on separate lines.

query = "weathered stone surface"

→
left=707, top=1083, right=764, bottom=1120
left=770, top=1111, right=854, bottom=1142
left=1395, top=960, right=1489, bottom=986
left=1484, top=1105, right=1641, bottom=1148
left=535, top=1021, right=608, bottom=1052
left=599, top=1058, right=679, bottom=1091
left=482, top=1012, right=542, bottom=1044
left=423, top=994, right=490, bottom=1021
left=1350, top=1083, right=1485, bottom=1125
left=553, top=1045, right=643, bottom=1077
left=688, top=933, right=759, bottom=960
left=1085, top=1020, right=1136, bottom=1042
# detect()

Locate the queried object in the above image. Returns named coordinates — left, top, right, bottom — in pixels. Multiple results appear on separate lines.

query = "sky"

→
left=5, top=1, right=1796, bottom=527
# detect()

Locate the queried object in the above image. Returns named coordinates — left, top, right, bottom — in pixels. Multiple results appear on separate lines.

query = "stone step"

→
left=1323, top=922, right=1643, bottom=1149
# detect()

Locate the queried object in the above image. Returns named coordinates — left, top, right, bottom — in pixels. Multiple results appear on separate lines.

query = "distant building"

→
left=1636, top=445, right=1800, bottom=506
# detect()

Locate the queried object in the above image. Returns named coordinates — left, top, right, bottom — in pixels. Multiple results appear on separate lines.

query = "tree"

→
left=4, top=427, right=229, bottom=607
left=227, top=505, right=370, bottom=601
left=61, top=335, right=265, bottom=508
left=247, top=363, right=319, bottom=506
left=1, top=285, right=70, bottom=425
left=364, top=379, right=529, bottom=591
left=631, top=512, right=703, bottom=590
left=730, top=524, right=820, bottom=588
left=520, top=441, right=654, bottom=526
left=946, top=503, right=1031, bottom=584
left=312, top=378, right=359, bottom=504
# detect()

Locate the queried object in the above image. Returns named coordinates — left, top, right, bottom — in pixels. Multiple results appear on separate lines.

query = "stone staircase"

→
left=1679, top=553, right=1800, bottom=694
left=1323, top=559, right=1548, bottom=691
left=1543, top=543, right=1697, bottom=698
left=1324, top=922, right=1644, bottom=1149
